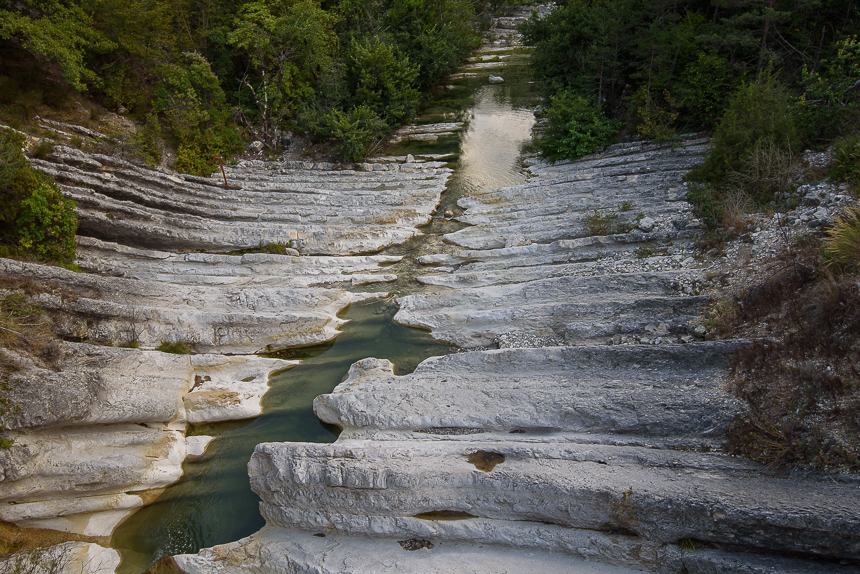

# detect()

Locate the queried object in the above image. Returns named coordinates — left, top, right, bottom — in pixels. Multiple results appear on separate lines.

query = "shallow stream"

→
left=111, top=46, right=538, bottom=572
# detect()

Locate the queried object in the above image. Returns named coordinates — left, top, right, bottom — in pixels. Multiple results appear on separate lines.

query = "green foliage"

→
left=680, top=54, right=739, bottom=129
left=1, top=129, right=76, bottom=264
left=523, top=0, right=857, bottom=136
left=0, top=1, right=113, bottom=91
left=630, top=87, right=678, bottom=142
left=345, top=37, right=420, bottom=126
left=797, top=36, right=860, bottom=143
left=16, top=182, right=77, bottom=264
left=153, top=51, right=243, bottom=174
left=133, top=114, right=162, bottom=167
left=326, top=104, right=388, bottom=162
left=229, top=0, right=338, bottom=147
left=685, top=182, right=724, bottom=230
left=581, top=207, right=633, bottom=236
left=0, top=130, right=27, bottom=189
left=535, top=90, right=619, bottom=162
left=689, top=69, right=799, bottom=192
left=157, top=340, right=193, bottom=354
left=829, top=135, right=860, bottom=188
left=29, top=139, right=55, bottom=159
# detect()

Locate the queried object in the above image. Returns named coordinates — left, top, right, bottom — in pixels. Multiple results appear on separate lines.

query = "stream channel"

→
left=111, top=45, right=538, bottom=573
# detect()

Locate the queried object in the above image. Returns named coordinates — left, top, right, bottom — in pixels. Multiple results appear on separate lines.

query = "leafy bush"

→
left=829, top=135, right=860, bottom=188
left=16, top=183, right=77, bottom=264
left=685, top=182, right=724, bottom=230
left=630, top=87, right=679, bottom=142
left=133, top=114, right=162, bottom=167
left=326, top=105, right=388, bottom=162
left=1, top=129, right=76, bottom=264
left=797, top=36, right=860, bottom=143
left=0, top=130, right=27, bottom=189
left=581, top=208, right=633, bottom=236
left=345, top=37, right=420, bottom=126
left=680, top=53, right=739, bottom=129
left=535, top=90, right=620, bottom=162
left=727, top=138, right=800, bottom=203
left=153, top=52, right=243, bottom=175
left=689, top=69, right=799, bottom=191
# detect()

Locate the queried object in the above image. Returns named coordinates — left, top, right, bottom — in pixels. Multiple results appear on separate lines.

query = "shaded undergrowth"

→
left=721, top=240, right=860, bottom=471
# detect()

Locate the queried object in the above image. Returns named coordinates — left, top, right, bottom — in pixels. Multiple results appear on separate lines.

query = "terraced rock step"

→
left=36, top=147, right=450, bottom=255
left=444, top=138, right=709, bottom=250
left=395, top=271, right=708, bottom=347
left=0, top=344, right=294, bottom=536
left=314, top=343, right=743, bottom=443
left=1, top=258, right=378, bottom=353
left=76, top=236, right=400, bottom=288
left=246, top=439, right=860, bottom=560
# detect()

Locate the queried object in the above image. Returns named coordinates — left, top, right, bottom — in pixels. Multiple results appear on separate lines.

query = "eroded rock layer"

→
left=0, top=344, right=295, bottom=536
left=33, top=148, right=450, bottom=255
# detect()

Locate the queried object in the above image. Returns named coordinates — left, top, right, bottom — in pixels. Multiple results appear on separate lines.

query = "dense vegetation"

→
left=0, top=0, right=528, bottom=261
left=0, top=129, right=76, bottom=265
left=0, top=0, right=530, bottom=169
left=523, top=0, right=859, bottom=165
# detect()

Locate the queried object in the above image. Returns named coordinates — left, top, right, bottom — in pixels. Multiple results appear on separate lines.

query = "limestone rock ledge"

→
left=0, top=258, right=380, bottom=354
left=0, top=343, right=294, bottom=537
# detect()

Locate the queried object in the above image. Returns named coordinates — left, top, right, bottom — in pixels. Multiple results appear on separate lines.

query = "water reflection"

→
left=458, top=85, right=535, bottom=195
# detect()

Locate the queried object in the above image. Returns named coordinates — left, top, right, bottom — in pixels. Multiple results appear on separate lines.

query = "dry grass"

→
left=728, top=139, right=801, bottom=204
left=824, top=205, right=860, bottom=271
left=720, top=244, right=860, bottom=471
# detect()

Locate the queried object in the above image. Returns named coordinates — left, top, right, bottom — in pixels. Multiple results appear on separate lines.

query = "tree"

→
left=345, top=37, right=419, bottom=125
left=0, top=0, right=113, bottom=90
left=228, top=0, right=338, bottom=147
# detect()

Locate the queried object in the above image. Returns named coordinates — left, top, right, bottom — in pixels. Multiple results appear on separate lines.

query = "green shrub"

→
left=689, top=69, right=799, bottom=189
left=630, top=87, right=679, bottom=142
left=30, top=139, right=55, bottom=159
left=534, top=90, right=620, bottom=162
left=16, top=182, right=77, bottom=263
left=685, top=182, right=724, bottom=230
left=581, top=208, right=632, bottom=236
left=157, top=340, right=193, bottom=354
left=797, top=36, right=860, bottom=143
left=345, top=37, right=420, bottom=126
left=0, top=130, right=27, bottom=189
left=680, top=53, right=739, bottom=129
left=134, top=114, right=162, bottom=167
left=326, top=105, right=389, bottom=162
left=829, top=135, right=860, bottom=188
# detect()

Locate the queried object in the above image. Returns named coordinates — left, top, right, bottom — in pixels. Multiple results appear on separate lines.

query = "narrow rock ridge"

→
left=178, top=133, right=860, bottom=572
left=33, top=147, right=450, bottom=255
